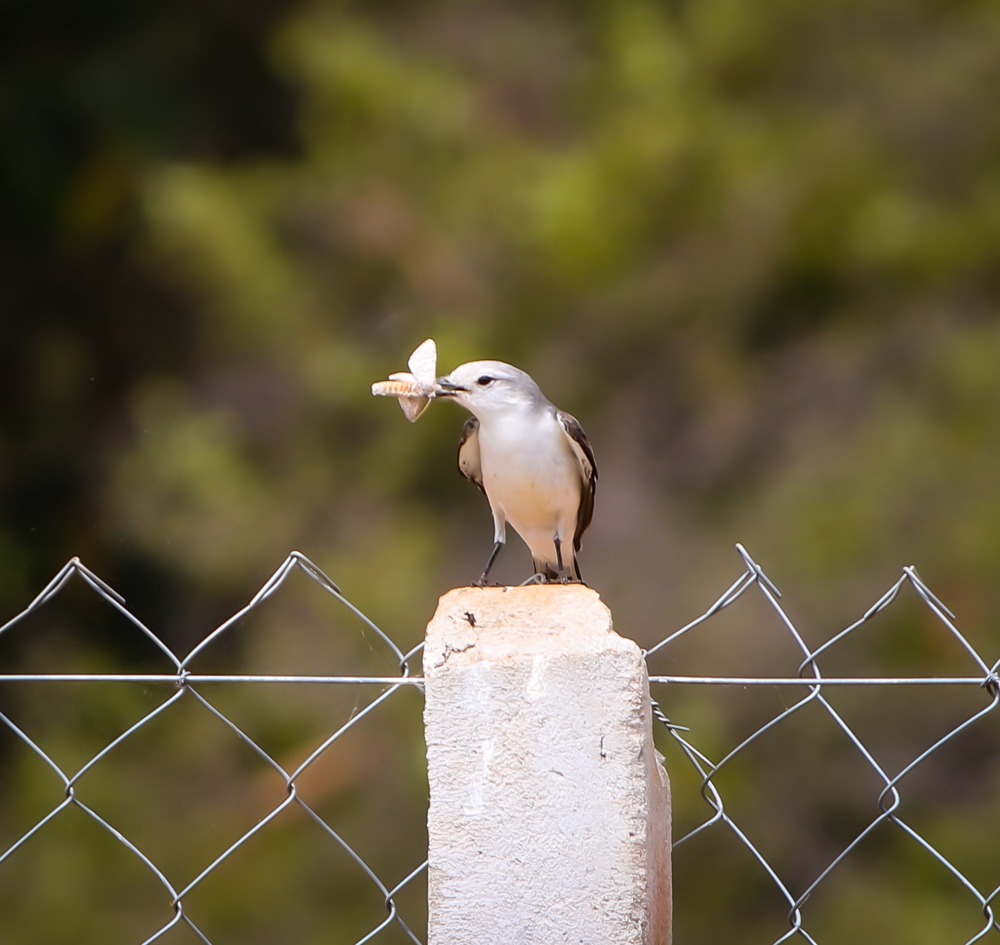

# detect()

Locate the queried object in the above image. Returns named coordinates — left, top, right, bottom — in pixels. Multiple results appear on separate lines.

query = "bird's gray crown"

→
left=436, top=360, right=548, bottom=413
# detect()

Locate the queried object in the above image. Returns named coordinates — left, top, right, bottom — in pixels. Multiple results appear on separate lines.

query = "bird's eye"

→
left=476, top=375, right=494, bottom=387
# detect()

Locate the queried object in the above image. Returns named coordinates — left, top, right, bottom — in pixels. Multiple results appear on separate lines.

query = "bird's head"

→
left=435, top=360, right=545, bottom=417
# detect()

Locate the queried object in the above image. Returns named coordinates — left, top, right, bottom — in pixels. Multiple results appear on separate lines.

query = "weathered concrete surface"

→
left=424, top=584, right=671, bottom=945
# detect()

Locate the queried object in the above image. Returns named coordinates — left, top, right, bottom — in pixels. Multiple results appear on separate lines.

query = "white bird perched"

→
left=435, top=360, right=597, bottom=585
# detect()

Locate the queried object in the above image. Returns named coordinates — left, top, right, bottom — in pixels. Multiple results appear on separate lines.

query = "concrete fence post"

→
left=424, top=585, right=672, bottom=945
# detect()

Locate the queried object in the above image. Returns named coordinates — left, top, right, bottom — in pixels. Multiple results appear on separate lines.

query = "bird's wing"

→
left=557, top=411, right=598, bottom=551
left=457, top=416, right=486, bottom=494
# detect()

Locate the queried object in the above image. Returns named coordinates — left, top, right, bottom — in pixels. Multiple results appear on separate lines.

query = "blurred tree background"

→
left=2, top=0, right=1000, bottom=941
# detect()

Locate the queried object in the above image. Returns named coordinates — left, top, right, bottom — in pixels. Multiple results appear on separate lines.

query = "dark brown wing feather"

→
left=557, top=411, right=597, bottom=552
left=456, top=416, right=486, bottom=494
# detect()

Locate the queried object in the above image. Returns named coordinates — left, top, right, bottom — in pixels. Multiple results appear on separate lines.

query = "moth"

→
left=371, top=338, right=438, bottom=422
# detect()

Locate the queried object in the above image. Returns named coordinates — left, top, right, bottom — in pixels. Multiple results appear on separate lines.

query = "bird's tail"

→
left=532, top=555, right=582, bottom=583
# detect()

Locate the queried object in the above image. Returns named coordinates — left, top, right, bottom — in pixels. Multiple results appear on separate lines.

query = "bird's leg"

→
left=553, top=536, right=564, bottom=573
left=476, top=540, right=504, bottom=586
left=553, top=536, right=571, bottom=584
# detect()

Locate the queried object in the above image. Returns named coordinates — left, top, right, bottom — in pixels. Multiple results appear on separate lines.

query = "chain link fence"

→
left=2, top=547, right=999, bottom=943
left=0, top=553, right=428, bottom=945
left=647, top=545, right=1000, bottom=944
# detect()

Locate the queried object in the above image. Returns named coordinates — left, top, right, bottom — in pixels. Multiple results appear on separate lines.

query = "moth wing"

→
left=399, top=395, right=432, bottom=422
left=407, top=338, right=437, bottom=387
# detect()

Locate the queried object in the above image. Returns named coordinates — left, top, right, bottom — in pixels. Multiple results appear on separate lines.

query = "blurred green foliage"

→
left=3, top=0, right=1000, bottom=940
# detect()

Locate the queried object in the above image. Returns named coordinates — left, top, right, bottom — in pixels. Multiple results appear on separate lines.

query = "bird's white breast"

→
left=476, top=410, right=581, bottom=533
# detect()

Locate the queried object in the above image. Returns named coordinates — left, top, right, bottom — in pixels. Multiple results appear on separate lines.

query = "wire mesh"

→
left=3, top=546, right=999, bottom=943
left=0, top=553, right=427, bottom=945
left=646, top=544, right=1000, bottom=945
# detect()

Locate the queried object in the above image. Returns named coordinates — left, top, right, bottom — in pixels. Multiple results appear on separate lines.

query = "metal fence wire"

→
left=646, top=544, right=1000, bottom=945
left=0, top=553, right=428, bottom=945
left=2, top=547, right=999, bottom=944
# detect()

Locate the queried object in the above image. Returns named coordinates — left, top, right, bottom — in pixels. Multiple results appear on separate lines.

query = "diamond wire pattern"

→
left=0, top=553, right=428, bottom=945
left=6, top=546, right=1000, bottom=942
left=647, top=545, right=1000, bottom=945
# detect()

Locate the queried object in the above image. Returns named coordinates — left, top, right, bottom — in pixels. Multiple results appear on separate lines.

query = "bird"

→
left=434, top=360, right=597, bottom=585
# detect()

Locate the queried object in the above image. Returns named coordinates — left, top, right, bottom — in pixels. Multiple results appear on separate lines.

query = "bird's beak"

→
left=435, top=377, right=467, bottom=397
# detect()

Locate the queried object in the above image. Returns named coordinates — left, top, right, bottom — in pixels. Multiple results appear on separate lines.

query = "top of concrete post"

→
left=424, top=584, right=629, bottom=670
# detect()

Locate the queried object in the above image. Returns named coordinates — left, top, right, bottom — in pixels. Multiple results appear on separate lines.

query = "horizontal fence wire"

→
left=3, top=545, right=1000, bottom=943
left=0, top=552, right=428, bottom=945
left=646, top=544, right=1000, bottom=945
